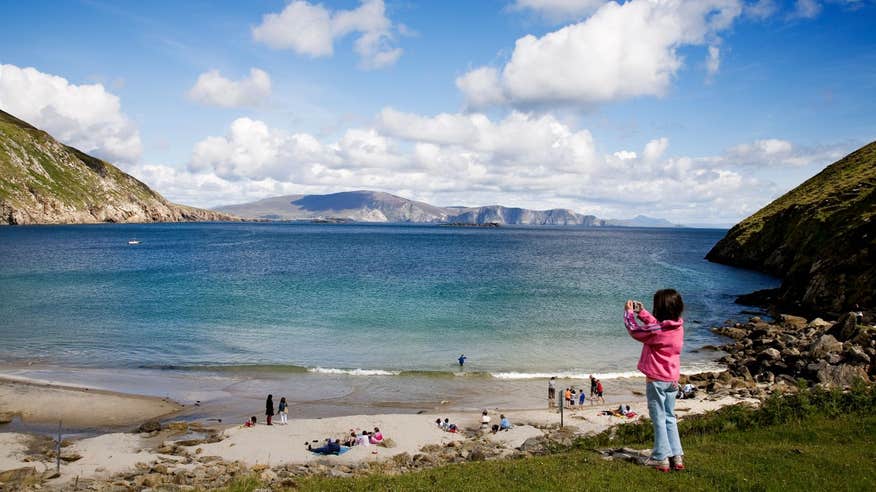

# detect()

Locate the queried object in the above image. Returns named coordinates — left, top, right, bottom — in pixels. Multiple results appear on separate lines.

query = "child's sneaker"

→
left=642, top=457, right=670, bottom=472
left=670, top=455, right=685, bottom=471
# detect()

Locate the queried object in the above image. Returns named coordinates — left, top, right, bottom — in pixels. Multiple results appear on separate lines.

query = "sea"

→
left=0, top=223, right=778, bottom=426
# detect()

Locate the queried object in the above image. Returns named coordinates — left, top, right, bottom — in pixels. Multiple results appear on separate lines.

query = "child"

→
left=370, top=427, right=384, bottom=444
left=243, top=416, right=257, bottom=427
left=499, top=414, right=512, bottom=430
left=624, top=289, right=686, bottom=472
left=278, top=397, right=288, bottom=425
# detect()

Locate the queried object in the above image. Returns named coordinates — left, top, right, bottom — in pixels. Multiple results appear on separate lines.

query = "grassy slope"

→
left=0, top=110, right=161, bottom=208
left=731, top=141, right=876, bottom=244
left=218, top=386, right=876, bottom=492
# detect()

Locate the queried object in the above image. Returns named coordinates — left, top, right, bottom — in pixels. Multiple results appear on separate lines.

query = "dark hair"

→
left=653, top=289, right=684, bottom=322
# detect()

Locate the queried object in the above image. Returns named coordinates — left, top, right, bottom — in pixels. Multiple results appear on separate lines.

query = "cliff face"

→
left=706, top=141, right=876, bottom=314
left=0, top=110, right=234, bottom=225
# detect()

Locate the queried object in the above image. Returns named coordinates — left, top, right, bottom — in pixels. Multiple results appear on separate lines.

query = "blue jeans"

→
left=646, top=380, right=683, bottom=460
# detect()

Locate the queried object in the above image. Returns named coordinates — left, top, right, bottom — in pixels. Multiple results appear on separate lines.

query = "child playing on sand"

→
left=624, top=289, right=686, bottom=472
left=243, top=416, right=257, bottom=427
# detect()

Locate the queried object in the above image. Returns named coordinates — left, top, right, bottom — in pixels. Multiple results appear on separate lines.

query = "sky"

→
left=1, top=0, right=874, bottom=225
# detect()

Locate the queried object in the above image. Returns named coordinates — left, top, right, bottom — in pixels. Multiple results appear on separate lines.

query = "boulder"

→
left=518, top=437, right=546, bottom=453
left=846, top=346, right=871, bottom=365
left=712, top=327, right=748, bottom=340
left=760, top=348, right=782, bottom=361
left=0, top=412, right=14, bottom=425
left=827, top=313, right=864, bottom=342
left=780, top=314, right=808, bottom=330
left=137, top=420, right=162, bottom=433
left=809, top=335, right=843, bottom=359
left=808, top=318, right=833, bottom=330
left=0, top=466, right=36, bottom=483
left=816, top=364, right=869, bottom=388
left=469, top=449, right=486, bottom=461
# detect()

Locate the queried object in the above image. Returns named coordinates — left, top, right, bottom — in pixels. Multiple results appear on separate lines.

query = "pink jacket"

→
left=624, top=308, right=684, bottom=382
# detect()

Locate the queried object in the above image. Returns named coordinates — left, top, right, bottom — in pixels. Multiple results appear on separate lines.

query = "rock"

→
left=809, top=318, right=833, bottom=330
left=391, top=453, right=411, bottom=466
left=259, top=469, right=277, bottom=482
left=816, top=364, right=870, bottom=388
left=846, top=346, right=871, bottom=365
left=152, top=463, right=170, bottom=474
left=760, top=348, right=782, bottom=361
left=827, top=312, right=864, bottom=342
left=469, top=449, right=486, bottom=461
left=328, top=469, right=351, bottom=478
left=59, top=452, right=82, bottom=462
left=780, top=314, right=808, bottom=330
left=138, top=420, right=162, bottom=433
left=0, top=412, right=14, bottom=425
left=135, top=473, right=165, bottom=488
left=809, top=335, right=843, bottom=359
left=518, top=437, right=545, bottom=453
left=0, top=466, right=36, bottom=483
left=713, top=327, right=748, bottom=340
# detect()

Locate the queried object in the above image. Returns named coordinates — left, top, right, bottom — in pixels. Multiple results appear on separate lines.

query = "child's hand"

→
left=625, top=300, right=634, bottom=311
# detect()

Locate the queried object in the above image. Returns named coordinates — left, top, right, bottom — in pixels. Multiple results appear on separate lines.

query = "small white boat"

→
left=127, top=240, right=141, bottom=245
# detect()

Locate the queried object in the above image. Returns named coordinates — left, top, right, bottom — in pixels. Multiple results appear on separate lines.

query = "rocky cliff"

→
left=0, top=109, right=235, bottom=225
left=706, top=140, right=876, bottom=314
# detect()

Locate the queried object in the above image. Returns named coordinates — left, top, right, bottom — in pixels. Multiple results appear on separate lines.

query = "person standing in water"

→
left=624, top=290, right=686, bottom=472
left=458, top=354, right=467, bottom=367
left=265, top=394, right=274, bottom=426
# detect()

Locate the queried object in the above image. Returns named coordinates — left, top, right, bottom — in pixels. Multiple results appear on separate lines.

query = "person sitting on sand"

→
left=443, top=418, right=451, bottom=431
left=243, top=416, right=257, bottom=427
left=355, top=430, right=371, bottom=447
left=436, top=418, right=443, bottom=429
left=309, top=438, right=341, bottom=455
left=344, top=431, right=358, bottom=447
left=370, top=427, right=384, bottom=444
left=500, top=414, right=512, bottom=430
left=480, top=410, right=491, bottom=430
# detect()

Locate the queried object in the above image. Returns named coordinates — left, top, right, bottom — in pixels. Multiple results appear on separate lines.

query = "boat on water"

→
left=127, top=240, right=141, bottom=245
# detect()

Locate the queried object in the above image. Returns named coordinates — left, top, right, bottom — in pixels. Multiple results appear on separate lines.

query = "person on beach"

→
left=480, top=410, right=491, bottom=430
left=624, top=290, right=686, bottom=472
left=579, top=388, right=587, bottom=406
left=458, top=354, right=467, bottom=367
left=590, top=375, right=597, bottom=399
left=310, top=438, right=341, bottom=455
left=244, top=416, right=257, bottom=427
left=370, top=427, right=384, bottom=444
left=265, top=394, right=274, bottom=426
left=548, top=377, right=557, bottom=407
left=595, top=380, right=605, bottom=404
left=278, top=397, right=288, bottom=425
left=500, top=414, right=512, bottom=430
left=564, top=388, right=572, bottom=408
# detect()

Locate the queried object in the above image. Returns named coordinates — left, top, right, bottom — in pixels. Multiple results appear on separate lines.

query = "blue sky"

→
left=1, top=0, right=874, bottom=225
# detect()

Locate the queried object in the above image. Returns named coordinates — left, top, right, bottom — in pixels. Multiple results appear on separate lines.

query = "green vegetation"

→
left=218, top=385, right=876, bottom=492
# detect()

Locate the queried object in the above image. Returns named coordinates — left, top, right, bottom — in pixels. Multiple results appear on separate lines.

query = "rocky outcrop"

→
left=709, top=312, right=874, bottom=391
left=0, top=110, right=236, bottom=225
left=706, top=141, right=876, bottom=314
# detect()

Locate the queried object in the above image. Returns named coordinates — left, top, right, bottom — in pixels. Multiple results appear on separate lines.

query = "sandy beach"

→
left=0, top=375, right=182, bottom=429
left=0, top=373, right=754, bottom=488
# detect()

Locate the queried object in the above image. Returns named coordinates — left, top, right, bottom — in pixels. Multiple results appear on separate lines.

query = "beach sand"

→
left=0, top=374, right=754, bottom=486
left=0, top=375, right=182, bottom=429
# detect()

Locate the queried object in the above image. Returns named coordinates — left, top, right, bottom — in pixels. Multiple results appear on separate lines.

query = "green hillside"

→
left=0, top=109, right=233, bottom=224
left=706, top=140, right=876, bottom=313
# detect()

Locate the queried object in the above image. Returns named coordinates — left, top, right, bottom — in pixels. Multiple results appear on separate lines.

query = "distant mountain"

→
left=707, top=140, right=876, bottom=314
left=217, top=190, right=678, bottom=227
left=0, top=110, right=235, bottom=225
left=602, top=215, right=680, bottom=228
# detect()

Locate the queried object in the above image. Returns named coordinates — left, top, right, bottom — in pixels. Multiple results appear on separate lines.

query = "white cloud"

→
left=460, top=0, right=744, bottom=109
left=174, top=109, right=824, bottom=224
left=706, top=45, right=721, bottom=76
left=791, top=0, right=822, bottom=18
left=187, top=68, right=271, bottom=108
left=0, top=63, right=142, bottom=163
left=745, top=0, right=778, bottom=19
left=509, top=0, right=608, bottom=22
left=252, top=0, right=403, bottom=69
left=725, top=138, right=851, bottom=167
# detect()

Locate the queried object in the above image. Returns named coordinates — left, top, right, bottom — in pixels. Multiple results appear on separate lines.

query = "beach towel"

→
left=311, top=446, right=350, bottom=456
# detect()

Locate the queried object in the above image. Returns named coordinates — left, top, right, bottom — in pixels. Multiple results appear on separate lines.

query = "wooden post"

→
left=56, top=420, right=62, bottom=473
left=559, top=391, right=564, bottom=428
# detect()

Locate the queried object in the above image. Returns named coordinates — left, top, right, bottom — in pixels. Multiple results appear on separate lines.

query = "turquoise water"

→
left=0, top=223, right=777, bottom=379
